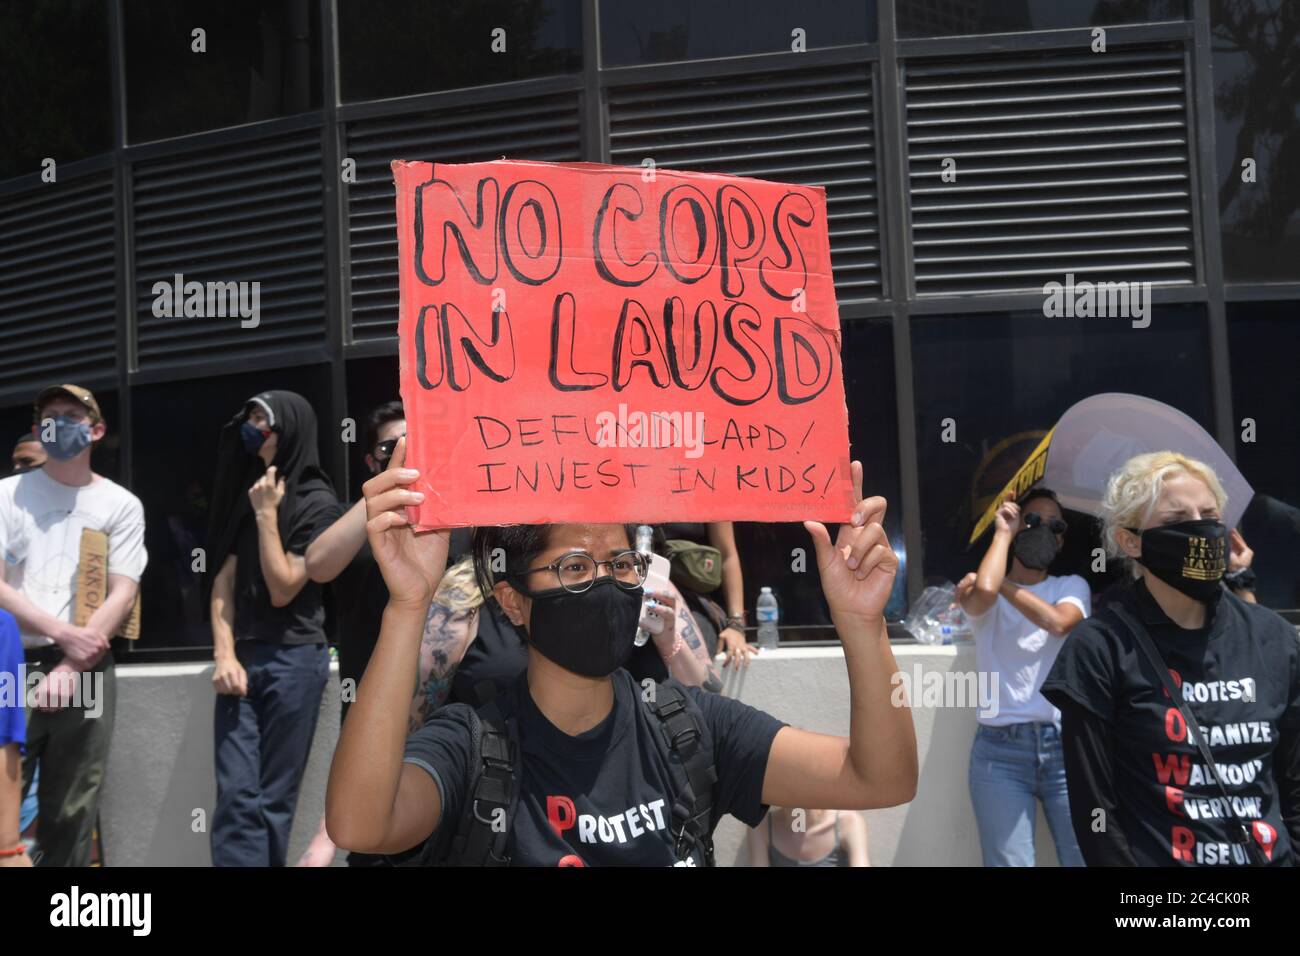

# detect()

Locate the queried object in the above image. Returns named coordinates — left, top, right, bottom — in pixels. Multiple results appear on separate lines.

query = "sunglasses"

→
left=1024, top=512, right=1067, bottom=534
left=374, top=434, right=406, bottom=459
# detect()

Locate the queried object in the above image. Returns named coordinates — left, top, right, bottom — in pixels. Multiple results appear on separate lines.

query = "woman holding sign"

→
left=326, top=439, right=916, bottom=866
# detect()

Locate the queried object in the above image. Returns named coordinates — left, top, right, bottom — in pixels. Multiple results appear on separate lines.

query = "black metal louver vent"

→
left=133, top=129, right=328, bottom=368
left=345, top=93, right=582, bottom=341
left=608, top=64, right=881, bottom=303
left=905, top=44, right=1196, bottom=296
left=0, top=174, right=117, bottom=394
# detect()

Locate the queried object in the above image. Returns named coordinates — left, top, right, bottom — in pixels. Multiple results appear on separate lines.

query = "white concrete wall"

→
left=98, top=645, right=1064, bottom=866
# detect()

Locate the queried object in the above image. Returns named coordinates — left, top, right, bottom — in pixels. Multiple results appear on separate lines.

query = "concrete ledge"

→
left=99, top=644, right=1063, bottom=866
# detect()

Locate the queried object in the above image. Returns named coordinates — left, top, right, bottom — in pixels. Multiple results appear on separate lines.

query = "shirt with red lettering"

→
left=1042, top=579, right=1300, bottom=866
left=403, top=667, right=784, bottom=866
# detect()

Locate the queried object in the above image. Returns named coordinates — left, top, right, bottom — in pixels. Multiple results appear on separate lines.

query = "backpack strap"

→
left=1101, top=599, right=1269, bottom=866
left=432, top=682, right=520, bottom=866
left=648, top=682, right=719, bottom=866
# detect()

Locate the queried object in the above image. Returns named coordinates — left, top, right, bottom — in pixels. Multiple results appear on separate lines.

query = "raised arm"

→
left=961, top=495, right=1017, bottom=618
left=306, top=498, right=368, bottom=584
left=327, top=438, right=451, bottom=854
left=248, top=466, right=310, bottom=608
left=761, top=461, right=918, bottom=811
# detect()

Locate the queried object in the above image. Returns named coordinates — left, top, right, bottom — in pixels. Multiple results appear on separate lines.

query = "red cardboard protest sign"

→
left=393, top=159, right=853, bottom=529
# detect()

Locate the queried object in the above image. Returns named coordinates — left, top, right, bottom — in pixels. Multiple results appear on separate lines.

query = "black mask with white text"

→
left=1128, top=519, right=1227, bottom=602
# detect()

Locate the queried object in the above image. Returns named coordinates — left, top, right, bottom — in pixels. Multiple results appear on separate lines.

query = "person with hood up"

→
left=206, top=391, right=338, bottom=867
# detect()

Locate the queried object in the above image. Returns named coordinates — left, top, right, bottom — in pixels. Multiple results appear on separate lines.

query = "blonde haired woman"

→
left=1041, top=452, right=1300, bottom=866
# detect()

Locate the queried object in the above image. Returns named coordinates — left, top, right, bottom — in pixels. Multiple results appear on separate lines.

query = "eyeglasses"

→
left=1024, top=512, right=1067, bottom=534
left=374, top=434, right=406, bottom=460
left=516, top=550, right=649, bottom=594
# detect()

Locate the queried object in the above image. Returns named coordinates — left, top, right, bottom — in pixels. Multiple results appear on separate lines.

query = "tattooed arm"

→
left=408, top=603, right=480, bottom=732
left=658, top=581, right=723, bottom=690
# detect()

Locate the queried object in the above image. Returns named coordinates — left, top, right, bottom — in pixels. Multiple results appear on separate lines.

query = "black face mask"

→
left=1127, top=519, right=1227, bottom=602
left=1012, top=525, right=1060, bottom=570
left=518, top=576, right=643, bottom=678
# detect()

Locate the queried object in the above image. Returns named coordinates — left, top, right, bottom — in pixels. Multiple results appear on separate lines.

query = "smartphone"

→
left=635, top=552, right=673, bottom=647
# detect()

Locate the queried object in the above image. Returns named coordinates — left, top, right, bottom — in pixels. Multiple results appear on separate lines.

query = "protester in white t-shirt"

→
left=957, top=488, right=1088, bottom=867
left=0, top=384, right=147, bottom=867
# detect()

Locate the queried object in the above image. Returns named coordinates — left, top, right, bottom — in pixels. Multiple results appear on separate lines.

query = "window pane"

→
left=124, top=0, right=321, bottom=143
left=338, top=0, right=581, bottom=103
left=0, top=0, right=112, bottom=180
left=600, top=0, right=875, bottom=68
left=1228, top=302, right=1300, bottom=609
left=911, top=307, right=1212, bottom=595
left=896, top=0, right=1186, bottom=37
left=345, top=355, right=402, bottom=500
left=735, top=318, right=906, bottom=631
left=1212, top=0, right=1300, bottom=282
left=131, top=365, right=333, bottom=650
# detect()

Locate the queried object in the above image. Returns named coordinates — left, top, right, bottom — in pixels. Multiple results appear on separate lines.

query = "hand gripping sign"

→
left=393, top=159, right=854, bottom=529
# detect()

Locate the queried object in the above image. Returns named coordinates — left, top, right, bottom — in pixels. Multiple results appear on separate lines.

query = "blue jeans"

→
left=212, top=640, right=329, bottom=867
left=968, top=722, right=1084, bottom=867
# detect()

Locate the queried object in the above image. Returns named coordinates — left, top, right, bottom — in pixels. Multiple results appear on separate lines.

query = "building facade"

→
left=1, top=0, right=1297, bottom=655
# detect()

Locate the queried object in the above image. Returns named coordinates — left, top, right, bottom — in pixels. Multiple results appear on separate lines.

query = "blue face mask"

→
left=240, top=421, right=270, bottom=454
left=40, top=416, right=93, bottom=461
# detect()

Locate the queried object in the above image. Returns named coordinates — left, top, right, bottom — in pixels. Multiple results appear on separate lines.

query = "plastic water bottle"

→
left=756, top=587, right=779, bottom=650
left=635, top=524, right=654, bottom=556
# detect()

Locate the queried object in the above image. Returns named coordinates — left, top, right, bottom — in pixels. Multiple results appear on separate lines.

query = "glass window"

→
left=735, top=318, right=906, bottom=633
left=1228, top=302, right=1300, bottom=610
left=124, top=0, right=322, bottom=143
left=911, top=306, right=1212, bottom=598
left=344, top=355, right=403, bottom=501
left=1212, top=0, right=1300, bottom=282
left=130, top=365, right=333, bottom=650
left=0, top=0, right=113, bottom=180
left=897, top=0, right=1186, bottom=38
left=600, top=0, right=875, bottom=67
left=338, top=0, right=581, bottom=103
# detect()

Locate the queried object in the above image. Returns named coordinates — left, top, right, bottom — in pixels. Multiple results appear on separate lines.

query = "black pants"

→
left=211, top=640, right=328, bottom=867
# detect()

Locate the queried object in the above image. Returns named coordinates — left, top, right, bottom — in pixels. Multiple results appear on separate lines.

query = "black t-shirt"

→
left=1042, top=580, right=1300, bottom=866
left=404, top=668, right=785, bottom=866
left=232, top=487, right=339, bottom=644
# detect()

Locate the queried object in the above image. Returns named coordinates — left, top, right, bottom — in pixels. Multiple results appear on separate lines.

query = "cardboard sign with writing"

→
left=75, top=529, right=141, bottom=640
left=968, top=427, right=1056, bottom=545
left=394, top=159, right=854, bottom=529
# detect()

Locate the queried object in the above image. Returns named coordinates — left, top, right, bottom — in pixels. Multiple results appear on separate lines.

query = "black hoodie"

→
left=205, top=390, right=339, bottom=644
